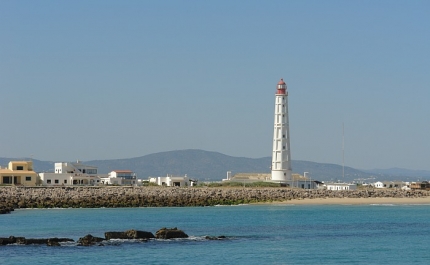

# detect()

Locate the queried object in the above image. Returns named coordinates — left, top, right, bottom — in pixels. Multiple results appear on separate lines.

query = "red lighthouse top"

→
left=276, top=78, right=287, bottom=94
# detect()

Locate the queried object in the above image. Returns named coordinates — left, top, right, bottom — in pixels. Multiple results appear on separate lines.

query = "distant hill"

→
left=86, top=150, right=270, bottom=181
left=1, top=149, right=430, bottom=182
left=362, top=168, right=430, bottom=181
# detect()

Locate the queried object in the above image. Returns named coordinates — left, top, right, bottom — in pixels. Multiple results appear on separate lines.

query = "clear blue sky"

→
left=1, top=1, right=429, bottom=170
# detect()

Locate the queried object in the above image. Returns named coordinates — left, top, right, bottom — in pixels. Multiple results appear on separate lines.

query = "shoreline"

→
left=267, top=196, right=430, bottom=205
left=2, top=186, right=430, bottom=213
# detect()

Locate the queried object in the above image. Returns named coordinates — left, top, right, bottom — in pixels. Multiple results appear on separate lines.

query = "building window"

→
left=17, top=166, right=24, bottom=170
left=26, top=176, right=32, bottom=181
left=87, top=169, right=97, bottom=174
left=3, top=176, right=11, bottom=184
left=64, top=180, right=67, bottom=184
left=55, top=179, right=59, bottom=184
left=47, top=179, right=51, bottom=184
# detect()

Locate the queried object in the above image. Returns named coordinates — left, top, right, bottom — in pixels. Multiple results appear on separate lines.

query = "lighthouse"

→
left=271, top=78, right=292, bottom=182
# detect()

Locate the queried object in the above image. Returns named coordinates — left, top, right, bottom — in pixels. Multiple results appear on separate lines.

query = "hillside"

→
left=1, top=150, right=430, bottom=182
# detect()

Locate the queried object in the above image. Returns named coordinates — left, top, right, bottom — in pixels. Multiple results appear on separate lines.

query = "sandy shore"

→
left=272, top=196, right=430, bottom=205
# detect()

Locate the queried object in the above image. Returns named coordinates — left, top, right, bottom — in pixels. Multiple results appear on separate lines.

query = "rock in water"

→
left=104, top=231, right=128, bottom=240
left=77, top=234, right=105, bottom=246
left=205, top=235, right=227, bottom=240
left=1, top=236, right=74, bottom=246
left=155, top=227, right=188, bottom=239
left=0, top=236, right=20, bottom=245
left=105, top=230, right=154, bottom=240
left=125, top=229, right=155, bottom=239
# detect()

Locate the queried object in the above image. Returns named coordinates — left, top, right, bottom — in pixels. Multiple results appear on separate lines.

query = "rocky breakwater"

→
left=0, top=186, right=429, bottom=212
left=0, top=236, right=74, bottom=246
left=1, top=228, right=190, bottom=247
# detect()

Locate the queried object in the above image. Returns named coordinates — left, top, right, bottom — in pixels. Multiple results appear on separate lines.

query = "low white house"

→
left=149, top=174, right=189, bottom=187
left=373, top=181, right=384, bottom=189
left=293, top=180, right=319, bottom=189
left=325, top=182, right=357, bottom=191
left=100, top=170, right=137, bottom=185
left=39, top=161, right=103, bottom=186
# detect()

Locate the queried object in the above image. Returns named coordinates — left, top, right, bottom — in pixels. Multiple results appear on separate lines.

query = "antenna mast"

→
left=342, top=122, right=345, bottom=180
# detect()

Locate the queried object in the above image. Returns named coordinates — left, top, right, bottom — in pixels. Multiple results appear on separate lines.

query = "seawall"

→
left=1, top=186, right=429, bottom=212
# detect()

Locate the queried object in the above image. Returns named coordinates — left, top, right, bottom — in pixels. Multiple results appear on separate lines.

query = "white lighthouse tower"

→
left=271, top=78, right=292, bottom=182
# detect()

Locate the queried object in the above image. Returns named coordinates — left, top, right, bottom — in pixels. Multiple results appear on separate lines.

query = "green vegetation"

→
left=141, top=182, right=158, bottom=187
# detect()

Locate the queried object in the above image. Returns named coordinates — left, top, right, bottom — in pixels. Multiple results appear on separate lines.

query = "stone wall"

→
left=1, top=186, right=429, bottom=212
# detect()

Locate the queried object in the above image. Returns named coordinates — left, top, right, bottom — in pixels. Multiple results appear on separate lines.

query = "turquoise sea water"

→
left=1, top=204, right=430, bottom=265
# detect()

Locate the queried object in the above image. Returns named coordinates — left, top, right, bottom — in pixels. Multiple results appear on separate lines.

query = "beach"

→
left=272, top=196, right=430, bottom=205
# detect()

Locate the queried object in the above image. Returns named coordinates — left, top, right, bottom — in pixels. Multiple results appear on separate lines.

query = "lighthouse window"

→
left=283, top=146, right=285, bottom=150
left=283, top=134, right=285, bottom=138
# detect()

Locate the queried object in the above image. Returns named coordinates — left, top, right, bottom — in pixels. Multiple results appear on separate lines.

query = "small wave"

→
left=153, top=235, right=231, bottom=242
left=154, top=237, right=201, bottom=242
left=59, top=241, right=77, bottom=247
left=214, top=204, right=249, bottom=207
left=266, top=203, right=297, bottom=207
left=183, top=236, right=207, bottom=241
left=108, top=238, right=148, bottom=243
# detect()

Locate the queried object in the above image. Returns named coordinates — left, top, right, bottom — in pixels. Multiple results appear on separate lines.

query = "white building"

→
left=39, top=161, right=103, bottom=186
left=325, top=183, right=357, bottom=191
left=149, top=174, right=189, bottom=187
left=100, top=170, right=137, bottom=185
left=222, top=171, right=232, bottom=181
left=271, top=78, right=292, bottom=182
left=295, top=180, right=319, bottom=189
left=373, top=181, right=384, bottom=189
